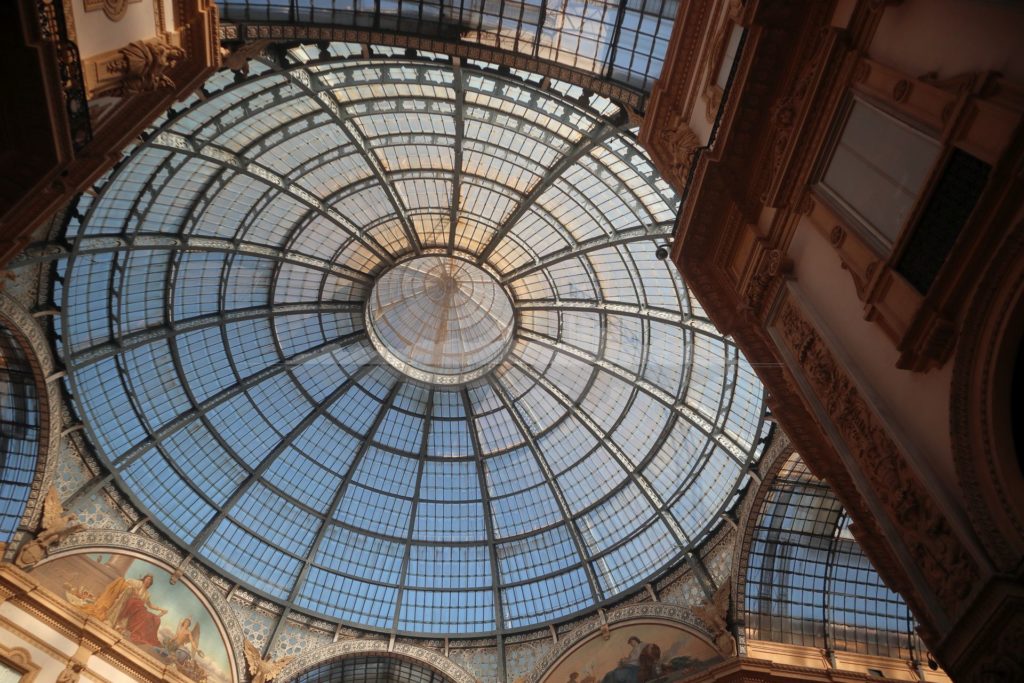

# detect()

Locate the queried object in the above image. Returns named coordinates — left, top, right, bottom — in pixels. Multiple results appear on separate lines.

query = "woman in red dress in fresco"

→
left=83, top=573, right=167, bottom=647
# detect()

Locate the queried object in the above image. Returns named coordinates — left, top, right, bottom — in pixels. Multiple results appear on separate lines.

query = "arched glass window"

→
left=743, top=453, right=924, bottom=661
left=294, top=656, right=453, bottom=683
left=0, top=323, right=41, bottom=542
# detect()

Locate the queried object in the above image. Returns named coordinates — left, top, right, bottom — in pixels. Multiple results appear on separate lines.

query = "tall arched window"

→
left=0, top=323, right=41, bottom=542
left=742, top=453, right=923, bottom=661
left=293, top=656, right=454, bottom=683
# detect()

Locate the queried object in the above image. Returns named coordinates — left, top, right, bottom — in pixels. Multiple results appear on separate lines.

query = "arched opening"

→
left=292, top=655, right=455, bottom=683
left=0, top=320, right=41, bottom=543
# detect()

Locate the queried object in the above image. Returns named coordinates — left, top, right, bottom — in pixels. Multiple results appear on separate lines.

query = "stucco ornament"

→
left=690, top=582, right=735, bottom=656
left=244, top=640, right=294, bottom=683
left=83, top=0, right=142, bottom=22
left=16, top=486, right=84, bottom=567
left=119, top=40, right=185, bottom=94
left=656, top=114, right=700, bottom=189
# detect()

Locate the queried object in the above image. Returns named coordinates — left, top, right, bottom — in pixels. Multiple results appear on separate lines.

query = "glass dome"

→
left=366, top=255, right=515, bottom=384
left=55, top=46, right=768, bottom=636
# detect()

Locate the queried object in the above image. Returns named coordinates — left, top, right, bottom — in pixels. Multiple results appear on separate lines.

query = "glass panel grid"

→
left=743, top=455, right=925, bottom=661
left=54, top=56, right=767, bottom=636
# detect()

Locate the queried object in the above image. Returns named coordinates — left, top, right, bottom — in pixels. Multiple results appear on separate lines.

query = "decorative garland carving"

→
left=776, top=297, right=979, bottom=611
left=276, top=639, right=477, bottom=683
left=654, top=115, right=700, bottom=192
left=83, top=0, right=142, bottom=22
left=45, top=530, right=247, bottom=683
left=525, top=603, right=715, bottom=683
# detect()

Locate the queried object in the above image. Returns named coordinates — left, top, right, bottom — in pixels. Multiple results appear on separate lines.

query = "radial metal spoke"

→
left=516, top=299, right=725, bottom=340
left=486, top=377, right=603, bottom=604
left=506, top=354, right=691, bottom=547
left=151, top=130, right=396, bottom=265
left=499, top=220, right=674, bottom=284
left=285, top=66, right=423, bottom=255
left=104, top=331, right=367, bottom=472
left=476, top=117, right=628, bottom=265
left=68, top=301, right=362, bottom=367
left=516, top=330, right=750, bottom=465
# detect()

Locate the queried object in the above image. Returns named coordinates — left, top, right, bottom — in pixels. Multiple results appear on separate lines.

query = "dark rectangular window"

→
left=896, top=148, right=991, bottom=293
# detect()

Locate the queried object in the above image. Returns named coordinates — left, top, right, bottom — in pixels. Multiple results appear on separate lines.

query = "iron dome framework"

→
left=743, top=454, right=924, bottom=662
left=50, top=46, right=769, bottom=636
left=218, top=0, right=677, bottom=93
left=293, top=655, right=454, bottom=683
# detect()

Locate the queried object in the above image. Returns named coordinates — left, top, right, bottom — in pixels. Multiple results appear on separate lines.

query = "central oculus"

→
left=365, top=255, right=516, bottom=384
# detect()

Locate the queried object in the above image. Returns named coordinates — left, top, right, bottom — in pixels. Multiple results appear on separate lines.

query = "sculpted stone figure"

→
left=119, top=40, right=185, bottom=94
left=244, top=639, right=295, bottom=683
left=691, top=582, right=735, bottom=656
left=16, top=486, right=83, bottom=567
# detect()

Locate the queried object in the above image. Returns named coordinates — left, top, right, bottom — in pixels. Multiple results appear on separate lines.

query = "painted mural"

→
left=542, top=621, right=721, bottom=683
left=30, top=551, right=234, bottom=683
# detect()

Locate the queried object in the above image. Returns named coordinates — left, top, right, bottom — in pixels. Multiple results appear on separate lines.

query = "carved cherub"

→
left=16, top=487, right=83, bottom=567
left=243, top=640, right=294, bottom=683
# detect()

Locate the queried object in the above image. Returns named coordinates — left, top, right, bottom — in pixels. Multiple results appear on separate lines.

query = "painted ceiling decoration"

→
left=53, top=44, right=769, bottom=637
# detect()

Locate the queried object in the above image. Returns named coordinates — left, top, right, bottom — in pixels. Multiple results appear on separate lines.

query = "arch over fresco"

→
left=0, top=293, right=61, bottom=550
left=529, top=604, right=719, bottom=683
left=278, top=639, right=477, bottom=683
left=34, top=530, right=247, bottom=682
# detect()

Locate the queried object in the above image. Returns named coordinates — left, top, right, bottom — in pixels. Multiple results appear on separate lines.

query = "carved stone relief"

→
left=776, top=297, right=979, bottom=613
left=83, top=0, right=143, bottom=22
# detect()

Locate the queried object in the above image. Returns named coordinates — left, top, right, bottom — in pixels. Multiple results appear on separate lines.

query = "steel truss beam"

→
left=448, top=61, right=465, bottom=254
left=15, top=235, right=372, bottom=286
left=463, top=387, right=506, bottom=636
left=190, top=363, right=378, bottom=551
left=516, top=299, right=725, bottom=341
left=507, top=354, right=691, bottom=547
left=106, top=332, right=366, bottom=471
left=390, top=389, right=433, bottom=633
left=150, top=130, right=395, bottom=265
left=285, top=380, right=403, bottom=622
left=284, top=66, right=423, bottom=255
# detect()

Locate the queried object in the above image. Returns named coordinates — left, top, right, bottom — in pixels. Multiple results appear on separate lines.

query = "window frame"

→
left=814, top=92, right=946, bottom=258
